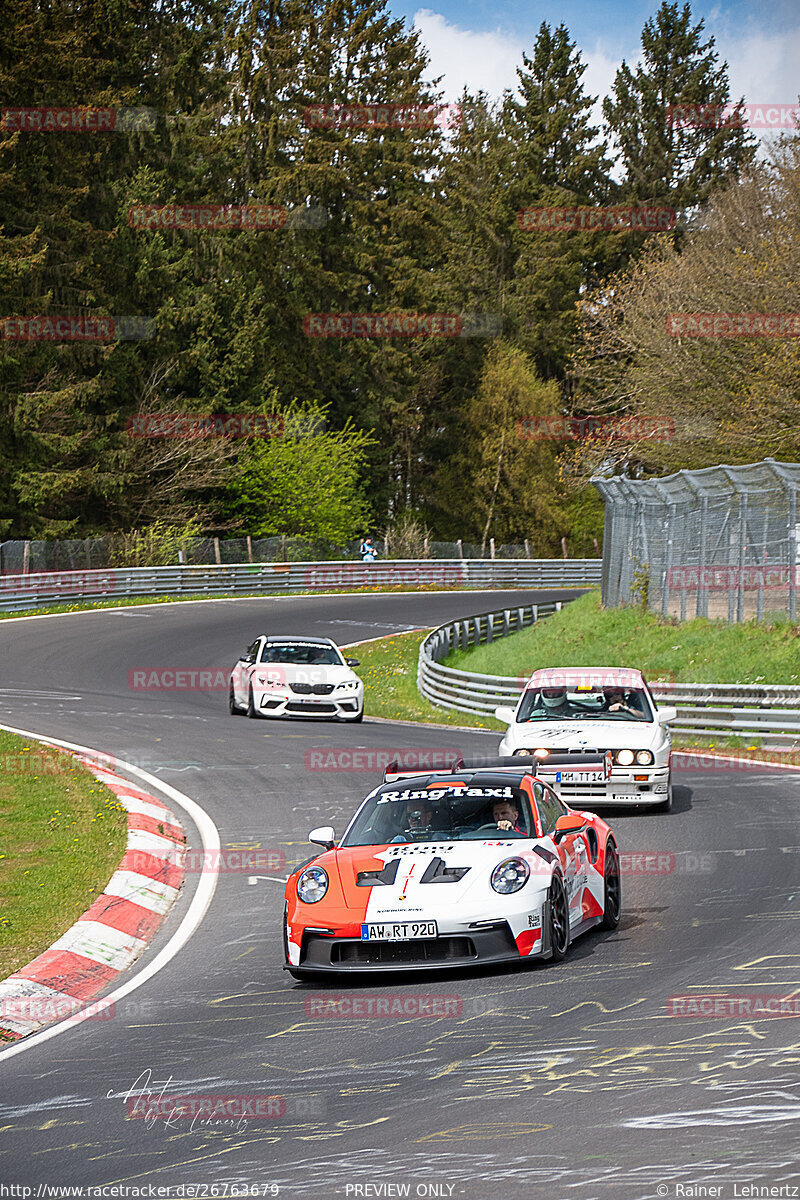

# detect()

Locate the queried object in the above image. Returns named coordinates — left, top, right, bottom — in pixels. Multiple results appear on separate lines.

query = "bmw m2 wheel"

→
left=246, top=685, right=258, bottom=719
left=601, top=839, right=621, bottom=930
left=229, top=685, right=242, bottom=715
left=548, top=873, right=570, bottom=962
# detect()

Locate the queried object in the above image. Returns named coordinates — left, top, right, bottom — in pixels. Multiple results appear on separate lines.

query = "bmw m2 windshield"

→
left=260, top=644, right=342, bottom=665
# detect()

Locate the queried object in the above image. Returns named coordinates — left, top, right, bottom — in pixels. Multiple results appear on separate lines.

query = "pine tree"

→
left=502, top=22, right=615, bottom=383
left=603, top=1, right=756, bottom=211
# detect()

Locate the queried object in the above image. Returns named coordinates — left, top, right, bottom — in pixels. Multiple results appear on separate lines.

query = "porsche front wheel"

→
left=548, top=873, right=570, bottom=962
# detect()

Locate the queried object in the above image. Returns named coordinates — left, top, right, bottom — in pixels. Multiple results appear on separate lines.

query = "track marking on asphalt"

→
left=0, top=721, right=220, bottom=1065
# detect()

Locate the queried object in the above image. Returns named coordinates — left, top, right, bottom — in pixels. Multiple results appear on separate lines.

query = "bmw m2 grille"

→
left=290, top=683, right=335, bottom=695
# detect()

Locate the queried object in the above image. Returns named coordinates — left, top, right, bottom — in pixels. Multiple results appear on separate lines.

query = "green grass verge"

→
left=445, top=589, right=800, bottom=686
left=351, top=601, right=800, bottom=759
left=352, top=629, right=504, bottom=731
left=0, top=732, right=128, bottom=990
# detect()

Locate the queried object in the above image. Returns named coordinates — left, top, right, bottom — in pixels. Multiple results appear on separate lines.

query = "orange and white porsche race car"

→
left=283, top=755, right=621, bottom=977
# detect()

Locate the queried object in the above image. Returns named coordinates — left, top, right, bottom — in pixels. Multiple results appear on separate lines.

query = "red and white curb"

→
left=0, top=753, right=186, bottom=1041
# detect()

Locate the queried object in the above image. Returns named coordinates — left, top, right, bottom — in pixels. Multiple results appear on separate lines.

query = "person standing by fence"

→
left=360, top=537, right=377, bottom=562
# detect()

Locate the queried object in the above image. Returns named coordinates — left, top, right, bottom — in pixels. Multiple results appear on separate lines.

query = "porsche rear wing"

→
left=383, top=751, right=612, bottom=784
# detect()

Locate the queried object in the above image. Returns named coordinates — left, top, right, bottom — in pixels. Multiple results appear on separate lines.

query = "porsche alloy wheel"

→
left=548, top=873, right=570, bottom=962
left=601, top=840, right=621, bottom=930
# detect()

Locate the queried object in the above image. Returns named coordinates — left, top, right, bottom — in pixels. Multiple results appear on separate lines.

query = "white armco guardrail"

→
left=418, top=602, right=800, bottom=746
left=0, top=558, right=601, bottom=613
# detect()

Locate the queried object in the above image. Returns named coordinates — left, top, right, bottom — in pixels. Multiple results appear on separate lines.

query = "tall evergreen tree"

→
left=502, top=22, right=615, bottom=383
left=603, top=1, right=756, bottom=211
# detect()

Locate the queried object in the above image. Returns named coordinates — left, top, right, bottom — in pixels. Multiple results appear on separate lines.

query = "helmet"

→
left=541, top=687, right=567, bottom=709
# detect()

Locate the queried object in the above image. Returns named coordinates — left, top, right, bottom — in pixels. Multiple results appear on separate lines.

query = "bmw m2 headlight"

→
left=491, top=858, right=530, bottom=894
left=296, top=866, right=329, bottom=903
left=616, top=749, right=635, bottom=766
left=335, top=680, right=360, bottom=691
left=635, top=750, right=654, bottom=765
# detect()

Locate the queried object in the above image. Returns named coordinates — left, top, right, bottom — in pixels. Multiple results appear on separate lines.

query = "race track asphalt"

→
left=0, top=589, right=798, bottom=1199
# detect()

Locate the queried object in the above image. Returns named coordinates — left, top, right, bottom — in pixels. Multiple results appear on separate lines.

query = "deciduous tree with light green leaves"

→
left=228, top=400, right=375, bottom=542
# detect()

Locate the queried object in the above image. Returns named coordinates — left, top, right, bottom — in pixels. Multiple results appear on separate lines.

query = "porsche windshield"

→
left=340, top=782, right=534, bottom=846
left=260, top=644, right=342, bottom=665
left=517, top=686, right=653, bottom=723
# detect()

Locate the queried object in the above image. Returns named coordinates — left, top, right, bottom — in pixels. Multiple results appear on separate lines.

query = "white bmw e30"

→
left=496, top=667, right=677, bottom=811
left=229, top=635, right=364, bottom=722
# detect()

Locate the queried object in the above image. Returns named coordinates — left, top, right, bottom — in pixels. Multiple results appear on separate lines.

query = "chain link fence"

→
left=593, top=458, right=800, bottom=623
left=0, top=534, right=580, bottom=574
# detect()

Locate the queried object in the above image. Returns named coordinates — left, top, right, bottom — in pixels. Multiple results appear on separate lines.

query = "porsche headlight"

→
left=296, top=866, right=329, bottom=904
left=491, top=857, right=530, bottom=894
left=635, top=750, right=654, bottom=765
left=616, top=749, right=635, bottom=766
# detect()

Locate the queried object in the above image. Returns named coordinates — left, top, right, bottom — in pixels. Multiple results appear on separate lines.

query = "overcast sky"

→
left=393, top=0, right=799, bottom=137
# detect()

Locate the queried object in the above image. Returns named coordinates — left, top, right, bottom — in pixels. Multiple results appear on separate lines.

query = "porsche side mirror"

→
left=656, top=705, right=677, bottom=724
left=495, top=706, right=516, bottom=724
left=345, top=658, right=360, bottom=667
left=309, top=825, right=336, bottom=850
left=553, top=814, right=586, bottom=843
